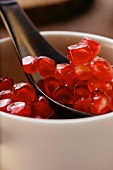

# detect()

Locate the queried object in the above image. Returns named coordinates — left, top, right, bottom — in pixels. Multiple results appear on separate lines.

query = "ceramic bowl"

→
left=1, top=31, right=113, bottom=170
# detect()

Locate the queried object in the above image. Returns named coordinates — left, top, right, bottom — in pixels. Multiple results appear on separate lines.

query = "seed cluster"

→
left=0, top=37, right=113, bottom=118
left=0, top=77, right=54, bottom=118
left=22, top=37, right=113, bottom=115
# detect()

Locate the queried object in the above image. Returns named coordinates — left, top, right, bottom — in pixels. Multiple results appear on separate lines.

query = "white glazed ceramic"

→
left=18, top=0, right=67, bottom=9
left=1, top=31, right=113, bottom=170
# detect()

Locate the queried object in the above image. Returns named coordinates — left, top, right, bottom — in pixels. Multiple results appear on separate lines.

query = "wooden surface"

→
left=0, top=0, right=113, bottom=39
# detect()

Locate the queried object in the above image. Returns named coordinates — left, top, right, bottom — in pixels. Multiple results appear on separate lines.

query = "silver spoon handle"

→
left=0, top=0, right=68, bottom=63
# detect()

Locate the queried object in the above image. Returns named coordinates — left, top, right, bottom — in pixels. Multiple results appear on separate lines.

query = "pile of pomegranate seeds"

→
left=0, top=77, right=54, bottom=118
left=22, top=37, right=113, bottom=115
left=1, top=37, right=113, bottom=118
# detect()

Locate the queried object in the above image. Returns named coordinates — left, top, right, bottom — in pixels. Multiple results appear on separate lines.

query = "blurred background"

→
left=0, top=0, right=113, bottom=39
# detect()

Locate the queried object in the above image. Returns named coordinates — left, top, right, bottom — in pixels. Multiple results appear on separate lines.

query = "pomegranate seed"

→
left=22, top=56, right=39, bottom=74
left=0, top=77, right=14, bottom=91
left=90, top=90, right=112, bottom=114
left=0, top=90, right=13, bottom=100
left=31, top=96, right=54, bottom=118
left=80, top=37, right=101, bottom=57
left=52, top=86, right=73, bottom=105
left=64, top=71, right=80, bottom=91
left=90, top=57, right=113, bottom=81
left=88, top=77, right=112, bottom=95
left=67, top=42, right=93, bottom=64
left=37, top=79, right=45, bottom=92
left=74, top=63, right=93, bottom=80
left=56, top=63, right=73, bottom=77
left=7, top=102, right=31, bottom=117
left=37, top=56, right=56, bottom=78
left=13, top=83, right=36, bottom=105
left=44, top=77, right=61, bottom=96
left=74, top=85, right=90, bottom=98
left=73, top=98, right=91, bottom=112
left=0, top=98, right=12, bottom=112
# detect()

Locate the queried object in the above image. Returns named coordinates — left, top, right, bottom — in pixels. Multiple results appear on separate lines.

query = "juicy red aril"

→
left=67, top=42, right=93, bottom=64
left=64, top=71, right=80, bottom=91
left=0, top=77, right=14, bottom=91
left=74, top=63, right=93, bottom=80
left=44, top=77, right=61, bottom=96
left=22, top=56, right=39, bottom=74
left=0, top=98, right=12, bottom=112
left=31, top=96, right=54, bottom=119
left=90, top=90, right=112, bottom=114
left=13, top=82, right=36, bottom=105
left=73, top=98, right=91, bottom=113
left=56, top=63, right=73, bottom=77
left=88, top=77, right=112, bottom=95
left=74, top=85, right=90, bottom=98
left=0, top=90, right=13, bottom=100
left=80, top=37, right=101, bottom=57
left=90, top=57, right=113, bottom=81
left=52, top=86, right=73, bottom=105
left=7, top=102, right=31, bottom=117
left=37, top=56, right=56, bottom=78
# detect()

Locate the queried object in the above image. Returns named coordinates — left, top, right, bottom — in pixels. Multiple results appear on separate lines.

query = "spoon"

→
left=0, top=0, right=93, bottom=118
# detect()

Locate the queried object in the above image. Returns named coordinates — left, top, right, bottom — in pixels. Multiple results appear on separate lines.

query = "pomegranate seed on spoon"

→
left=22, top=56, right=39, bottom=74
left=90, top=56, right=113, bottom=81
left=80, top=37, right=101, bottom=57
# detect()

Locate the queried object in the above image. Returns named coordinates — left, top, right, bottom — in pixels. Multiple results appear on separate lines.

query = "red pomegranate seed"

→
left=31, top=96, right=54, bottom=118
left=56, top=63, right=73, bottom=77
left=37, top=79, right=45, bottom=92
left=74, top=63, right=93, bottom=80
left=90, top=57, right=113, bottom=81
left=22, top=56, right=39, bottom=74
left=13, top=83, right=36, bottom=105
left=64, top=71, right=80, bottom=91
left=88, top=77, right=112, bottom=95
left=0, top=98, right=12, bottom=112
left=74, top=85, right=90, bottom=98
left=90, top=90, right=112, bottom=114
left=7, top=102, right=31, bottom=117
left=0, top=90, right=13, bottom=100
left=52, top=86, right=73, bottom=105
left=73, top=98, right=91, bottom=112
left=44, top=77, right=61, bottom=96
left=52, top=70, right=65, bottom=85
left=0, top=77, right=14, bottom=91
left=37, top=56, right=56, bottom=78
left=80, top=37, right=101, bottom=57
left=67, top=42, right=94, bottom=64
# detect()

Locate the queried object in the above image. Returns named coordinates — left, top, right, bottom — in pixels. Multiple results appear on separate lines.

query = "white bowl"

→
left=1, top=31, right=113, bottom=170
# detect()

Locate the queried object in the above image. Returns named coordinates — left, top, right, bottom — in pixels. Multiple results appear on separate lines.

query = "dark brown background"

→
left=0, top=0, right=113, bottom=39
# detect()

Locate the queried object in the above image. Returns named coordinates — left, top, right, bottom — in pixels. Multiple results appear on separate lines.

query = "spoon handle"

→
left=0, top=0, right=68, bottom=63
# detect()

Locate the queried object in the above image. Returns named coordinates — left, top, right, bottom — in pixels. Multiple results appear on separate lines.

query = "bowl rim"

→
left=1, top=31, right=113, bottom=124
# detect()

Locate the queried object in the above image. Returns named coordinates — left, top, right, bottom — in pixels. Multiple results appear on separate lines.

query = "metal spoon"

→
left=0, top=0, right=93, bottom=118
